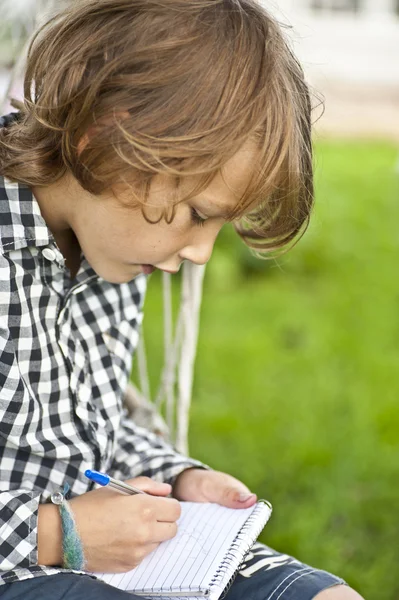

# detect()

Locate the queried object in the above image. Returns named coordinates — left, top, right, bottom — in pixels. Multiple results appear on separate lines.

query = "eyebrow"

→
left=195, top=195, right=235, bottom=220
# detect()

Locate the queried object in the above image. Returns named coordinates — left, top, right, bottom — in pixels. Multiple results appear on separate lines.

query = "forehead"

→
left=187, top=140, right=259, bottom=216
left=112, top=139, right=259, bottom=214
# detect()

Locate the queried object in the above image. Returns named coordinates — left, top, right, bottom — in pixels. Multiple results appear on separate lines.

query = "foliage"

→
left=134, top=139, right=399, bottom=600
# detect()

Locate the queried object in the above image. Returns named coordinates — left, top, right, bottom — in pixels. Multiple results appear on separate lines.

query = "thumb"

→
left=126, top=476, right=172, bottom=496
left=216, top=485, right=257, bottom=509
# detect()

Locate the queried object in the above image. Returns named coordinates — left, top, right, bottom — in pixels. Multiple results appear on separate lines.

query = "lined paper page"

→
left=96, top=502, right=259, bottom=595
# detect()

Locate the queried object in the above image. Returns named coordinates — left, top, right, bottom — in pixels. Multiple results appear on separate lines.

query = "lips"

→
left=141, top=264, right=156, bottom=275
left=141, top=264, right=179, bottom=275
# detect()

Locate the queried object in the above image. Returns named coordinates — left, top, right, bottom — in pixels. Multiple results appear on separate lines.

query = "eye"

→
left=190, top=207, right=207, bottom=227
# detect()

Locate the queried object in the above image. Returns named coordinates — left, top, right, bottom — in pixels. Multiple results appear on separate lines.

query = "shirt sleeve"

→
left=109, top=414, right=213, bottom=487
left=0, top=326, right=41, bottom=570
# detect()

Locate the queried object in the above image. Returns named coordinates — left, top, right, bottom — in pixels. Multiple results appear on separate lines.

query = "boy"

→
left=0, top=1, right=363, bottom=598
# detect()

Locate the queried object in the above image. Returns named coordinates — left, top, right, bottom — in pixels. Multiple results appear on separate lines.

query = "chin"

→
left=101, top=273, right=138, bottom=284
left=97, top=266, right=143, bottom=284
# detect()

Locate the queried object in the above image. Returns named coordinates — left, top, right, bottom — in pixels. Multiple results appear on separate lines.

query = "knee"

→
left=314, top=584, right=365, bottom=600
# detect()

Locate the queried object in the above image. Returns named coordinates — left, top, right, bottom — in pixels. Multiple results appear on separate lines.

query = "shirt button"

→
left=53, top=249, right=66, bottom=265
left=42, top=248, right=57, bottom=262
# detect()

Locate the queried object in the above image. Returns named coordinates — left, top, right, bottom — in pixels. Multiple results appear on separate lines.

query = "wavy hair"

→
left=0, top=0, right=318, bottom=254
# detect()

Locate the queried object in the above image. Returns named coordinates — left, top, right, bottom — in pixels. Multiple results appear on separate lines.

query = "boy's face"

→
left=33, top=141, right=258, bottom=284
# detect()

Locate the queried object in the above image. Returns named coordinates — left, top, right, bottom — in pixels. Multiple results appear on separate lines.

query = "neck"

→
left=31, top=176, right=82, bottom=277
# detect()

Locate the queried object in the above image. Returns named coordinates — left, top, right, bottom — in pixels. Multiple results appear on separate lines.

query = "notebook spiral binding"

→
left=208, top=499, right=272, bottom=599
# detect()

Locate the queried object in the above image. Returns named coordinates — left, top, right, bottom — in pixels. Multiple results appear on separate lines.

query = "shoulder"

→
left=0, top=173, right=52, bottom=256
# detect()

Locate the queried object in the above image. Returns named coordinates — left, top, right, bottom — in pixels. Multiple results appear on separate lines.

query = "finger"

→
left=125, top=477, right=172, bottom=496
left=150, top=496, right=181, bottom=522
left=152, top=521, right=178, bottom=543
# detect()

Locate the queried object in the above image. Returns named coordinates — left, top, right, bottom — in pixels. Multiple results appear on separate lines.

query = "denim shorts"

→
left=0, top=542, right=347, bottom=600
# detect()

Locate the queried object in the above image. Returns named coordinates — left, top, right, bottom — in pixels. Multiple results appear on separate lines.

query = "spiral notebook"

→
left=94, top=500, right=272, bottom=600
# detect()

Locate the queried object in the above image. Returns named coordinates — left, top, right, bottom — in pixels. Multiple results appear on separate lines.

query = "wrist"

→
left=37, top=503, right=63, bottom=566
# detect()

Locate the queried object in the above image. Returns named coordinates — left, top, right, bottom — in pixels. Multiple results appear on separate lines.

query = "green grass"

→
left=133, top=139, right=399, bottom=600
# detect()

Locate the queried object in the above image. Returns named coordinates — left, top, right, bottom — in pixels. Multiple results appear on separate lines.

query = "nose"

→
left=179, top=229, right=219, bottom=266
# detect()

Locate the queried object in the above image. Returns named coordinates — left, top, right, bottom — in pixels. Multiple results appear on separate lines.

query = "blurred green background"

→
left=134, top=139, right=399, bottom=600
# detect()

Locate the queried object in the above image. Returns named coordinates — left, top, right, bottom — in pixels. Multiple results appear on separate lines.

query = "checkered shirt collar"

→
left=0, top=174, right=53, bottom=253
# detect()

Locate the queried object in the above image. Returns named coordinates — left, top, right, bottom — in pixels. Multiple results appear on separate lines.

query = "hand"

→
left=38, top=477, right=180, bottom=573
left=172, top=469, right=257, bottom=509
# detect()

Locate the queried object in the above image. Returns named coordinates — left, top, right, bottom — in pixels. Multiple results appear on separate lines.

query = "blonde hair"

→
left=0, top=0, right=317, bottom=254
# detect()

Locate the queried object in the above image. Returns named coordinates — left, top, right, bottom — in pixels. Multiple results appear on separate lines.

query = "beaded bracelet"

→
left=51, top=482, right=86, bottom=571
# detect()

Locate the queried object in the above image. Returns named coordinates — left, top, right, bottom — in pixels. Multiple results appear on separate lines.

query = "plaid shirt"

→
left=0, top=114, right=208, bottom=585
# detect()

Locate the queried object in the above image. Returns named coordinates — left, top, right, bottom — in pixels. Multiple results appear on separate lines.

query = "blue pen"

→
left=85, top=469, right=147, bottom=495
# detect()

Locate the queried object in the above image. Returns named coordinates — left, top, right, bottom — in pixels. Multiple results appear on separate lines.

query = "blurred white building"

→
left=265, top=0, right=399, bottom=139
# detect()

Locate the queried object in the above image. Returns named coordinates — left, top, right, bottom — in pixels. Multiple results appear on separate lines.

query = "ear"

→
left=77, top=110, right=130, bottom=156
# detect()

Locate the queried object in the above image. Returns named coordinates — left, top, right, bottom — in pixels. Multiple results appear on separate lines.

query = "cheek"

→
left=95, top=204, right=190, bottom=260
left=134, top=212, right=189, bottom=250
left=107, top=223, right=177, bottom=262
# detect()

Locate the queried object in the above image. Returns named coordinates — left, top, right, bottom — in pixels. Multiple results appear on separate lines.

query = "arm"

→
left=0, top=329, right=183, bottom=573
left=0, top=324, right=73, bottom=569
left=0, top=489, right=43, bottom=570
left=0, top=326, right=43, bottom=570
left=109, top=414, right=212, bottom=488
left=37, top=504, right=62, bottom=566
left=109, top=274, right=212, bottom=486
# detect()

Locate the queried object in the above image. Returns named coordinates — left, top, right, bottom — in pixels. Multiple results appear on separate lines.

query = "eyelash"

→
left=190, top=207, right=206, bottom=227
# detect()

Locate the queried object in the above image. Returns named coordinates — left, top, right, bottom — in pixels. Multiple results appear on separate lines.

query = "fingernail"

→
left=237, top=493, right=256, bottom=502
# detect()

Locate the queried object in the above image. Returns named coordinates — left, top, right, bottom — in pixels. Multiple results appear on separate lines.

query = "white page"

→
left=94, top=501, right=261, bottom=595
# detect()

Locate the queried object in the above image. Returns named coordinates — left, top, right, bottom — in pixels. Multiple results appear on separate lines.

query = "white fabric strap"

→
left=176, top=262, right=206, bottom=454
left=153, top=263, right=206, bottom=454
